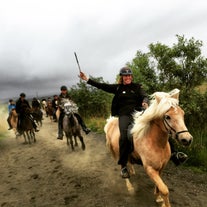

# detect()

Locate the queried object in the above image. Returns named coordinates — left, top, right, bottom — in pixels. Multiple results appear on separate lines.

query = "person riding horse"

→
left=15, top=93, right=39, bottom=135
left=79, top=67, right=188, bottom=178
left=7, top=99, right=16, bottom=130
left=56, top=85, right=91, bottom=140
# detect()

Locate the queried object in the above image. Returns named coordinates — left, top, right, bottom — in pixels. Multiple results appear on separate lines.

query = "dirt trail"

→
left=0, top=116, right=207, bottom=207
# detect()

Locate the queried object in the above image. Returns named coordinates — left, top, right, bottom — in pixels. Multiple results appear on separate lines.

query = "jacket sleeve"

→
left=87, top=78, right=118, bottom=94
left=139, top=85, right=149, bottom=104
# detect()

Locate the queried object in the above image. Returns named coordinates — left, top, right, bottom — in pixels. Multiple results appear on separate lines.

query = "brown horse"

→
left=11, top=108, right=36, bottom=144
left=45, top=101, right=53, bottom=121
left=31, top=107, right=43, bottom=127
left=104, top=89, right=193, bottom=207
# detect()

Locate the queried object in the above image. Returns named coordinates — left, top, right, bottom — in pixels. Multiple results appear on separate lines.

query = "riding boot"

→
left=57, top=112, right=64, bottom=140
left=16, top=119, right=23, bottom=136
left=120, top=166, right=130, bottom=179
left=74, top=113, right=91, bottom=134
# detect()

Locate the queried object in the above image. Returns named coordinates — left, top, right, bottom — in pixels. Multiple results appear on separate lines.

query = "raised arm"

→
left=79, top=72, right=89, bottom=81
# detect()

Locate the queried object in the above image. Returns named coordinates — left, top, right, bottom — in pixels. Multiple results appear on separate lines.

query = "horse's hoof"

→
left=82, top=144, right=86, bottom=150
left=156, top=195, right=164, bottom=203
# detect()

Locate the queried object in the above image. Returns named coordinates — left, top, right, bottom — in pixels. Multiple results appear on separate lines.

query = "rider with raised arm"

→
left=56, top=85, right=90, bottom=140
left=80, top=67, right=148, bottom=178
left=79, top=66, right=188, bottom=178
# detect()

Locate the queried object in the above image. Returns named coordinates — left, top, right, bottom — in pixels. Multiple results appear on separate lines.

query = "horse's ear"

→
left=154, top=93, right=162, bottom=104
left=169, top=88, right=180, bottom=100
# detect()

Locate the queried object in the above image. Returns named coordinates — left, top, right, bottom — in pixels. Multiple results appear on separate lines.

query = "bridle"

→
left=163, top=116, right=189, bottom=141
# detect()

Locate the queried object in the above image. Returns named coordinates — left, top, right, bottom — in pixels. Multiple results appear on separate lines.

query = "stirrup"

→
left=176, top=152, right=188, bottom=163
left=84, top=128, right=91, bottom=135
left=171, top=151, right=188, bottom=166
left=120, top=167, right=130, bottom=179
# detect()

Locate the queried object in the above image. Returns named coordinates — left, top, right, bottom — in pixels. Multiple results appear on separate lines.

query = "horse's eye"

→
left=165, top=115, right=171, bottom=120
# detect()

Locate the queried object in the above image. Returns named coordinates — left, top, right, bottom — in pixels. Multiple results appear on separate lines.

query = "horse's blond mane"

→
left=131, top=89, right=180, bottom=140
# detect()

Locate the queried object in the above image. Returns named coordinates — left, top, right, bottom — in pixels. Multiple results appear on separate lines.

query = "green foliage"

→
left=68, top=77, right=113, bottom=118
left=127, top=35, right=207, bottom=170
left=68, top=35, right=207, bottom=170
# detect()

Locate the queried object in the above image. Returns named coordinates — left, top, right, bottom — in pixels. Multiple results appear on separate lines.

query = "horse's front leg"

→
left=78, top=135, right=85, bottom=151
left=26, top=131, right=31, bottom=144
left=145, top=166, right=171, bottom=207
left=74, top=136, right=78, bottom=146
left=23, top=133, right=28, bottom=144
left=69, top=136, right=74, bottom=151
left=125, top=178, right=135, bottom=194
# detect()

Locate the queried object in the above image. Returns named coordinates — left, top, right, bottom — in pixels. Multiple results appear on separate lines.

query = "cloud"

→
left=0, top=0, right=207, bottom=100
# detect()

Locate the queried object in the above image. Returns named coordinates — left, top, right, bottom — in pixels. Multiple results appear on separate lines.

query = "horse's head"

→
left=153, top=89, right=193, bottom=147
left=163, top=105, right=193, bottom=147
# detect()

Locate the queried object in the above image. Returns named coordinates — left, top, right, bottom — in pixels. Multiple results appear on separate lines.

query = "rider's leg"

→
left=28, top=114, right=39, bottom=132
left=118, top=115, right=132, bottom=178
left=7, top=114, right=12, bottom=130
left=57, top=112, right=64, bottom=139
left=74, top=113, right=91, bottom=134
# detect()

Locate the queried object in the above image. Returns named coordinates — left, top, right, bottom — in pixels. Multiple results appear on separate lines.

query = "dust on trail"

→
left=0, top=112, right=207, bottom=207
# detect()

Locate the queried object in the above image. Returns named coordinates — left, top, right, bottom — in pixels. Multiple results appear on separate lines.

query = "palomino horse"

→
left=104, top=89, right=193, bottom=207
left=63, top=101, right=85, bottom=151
left=10, top=108, right=18, bottom=136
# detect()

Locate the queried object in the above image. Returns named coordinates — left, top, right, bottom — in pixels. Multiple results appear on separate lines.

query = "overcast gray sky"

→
left=0, top=0, right=207, bottom=101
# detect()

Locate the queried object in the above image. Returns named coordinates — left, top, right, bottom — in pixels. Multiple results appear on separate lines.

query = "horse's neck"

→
left=150, top=120, right=169, bottom=146
left=67, top=113, right=78, bottom=126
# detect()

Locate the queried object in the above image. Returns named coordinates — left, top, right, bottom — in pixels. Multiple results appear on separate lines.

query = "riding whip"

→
left=74, top=52, right=82, bottom=72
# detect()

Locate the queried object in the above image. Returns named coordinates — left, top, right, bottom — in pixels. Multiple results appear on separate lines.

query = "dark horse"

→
left=31, top=107, right=43, bottom=127
left=63, top=101, right=85, bottom=151
left=18, top=108, right=36, bottom=144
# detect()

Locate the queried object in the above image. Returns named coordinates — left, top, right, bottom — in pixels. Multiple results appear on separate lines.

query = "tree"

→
left=69, top=77, right=112, bottom=118
left=127, top=35, right=207, bottom=168
left=128, top=35, right=207, bottom=95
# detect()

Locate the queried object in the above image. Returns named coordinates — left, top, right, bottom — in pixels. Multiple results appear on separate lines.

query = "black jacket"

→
left=16, top=98, right=31, bottom=114
left=87, top=79, right=148, bottom=116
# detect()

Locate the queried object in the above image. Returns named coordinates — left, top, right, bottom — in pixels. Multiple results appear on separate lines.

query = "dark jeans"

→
left=117, top=115, right=133, bottom=167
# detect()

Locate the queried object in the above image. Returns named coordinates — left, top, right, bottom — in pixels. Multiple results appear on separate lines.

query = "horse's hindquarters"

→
left=104, top=117, right=120, bottom=160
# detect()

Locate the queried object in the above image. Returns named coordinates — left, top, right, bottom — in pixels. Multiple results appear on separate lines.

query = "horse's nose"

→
left=181, top=136, right=193, bottom=146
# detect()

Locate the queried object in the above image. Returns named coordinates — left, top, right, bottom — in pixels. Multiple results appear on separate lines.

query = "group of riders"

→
left=7, top=66, right=188, bottom=179
left=7, top=87, right=91, bottom=138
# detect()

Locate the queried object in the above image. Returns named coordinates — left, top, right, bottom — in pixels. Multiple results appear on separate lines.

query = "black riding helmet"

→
left=119, top=67, right=133, bottom=76
left=20, top=92, right=26, bottom=97
left=60, top=85, right=67, bottom=91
